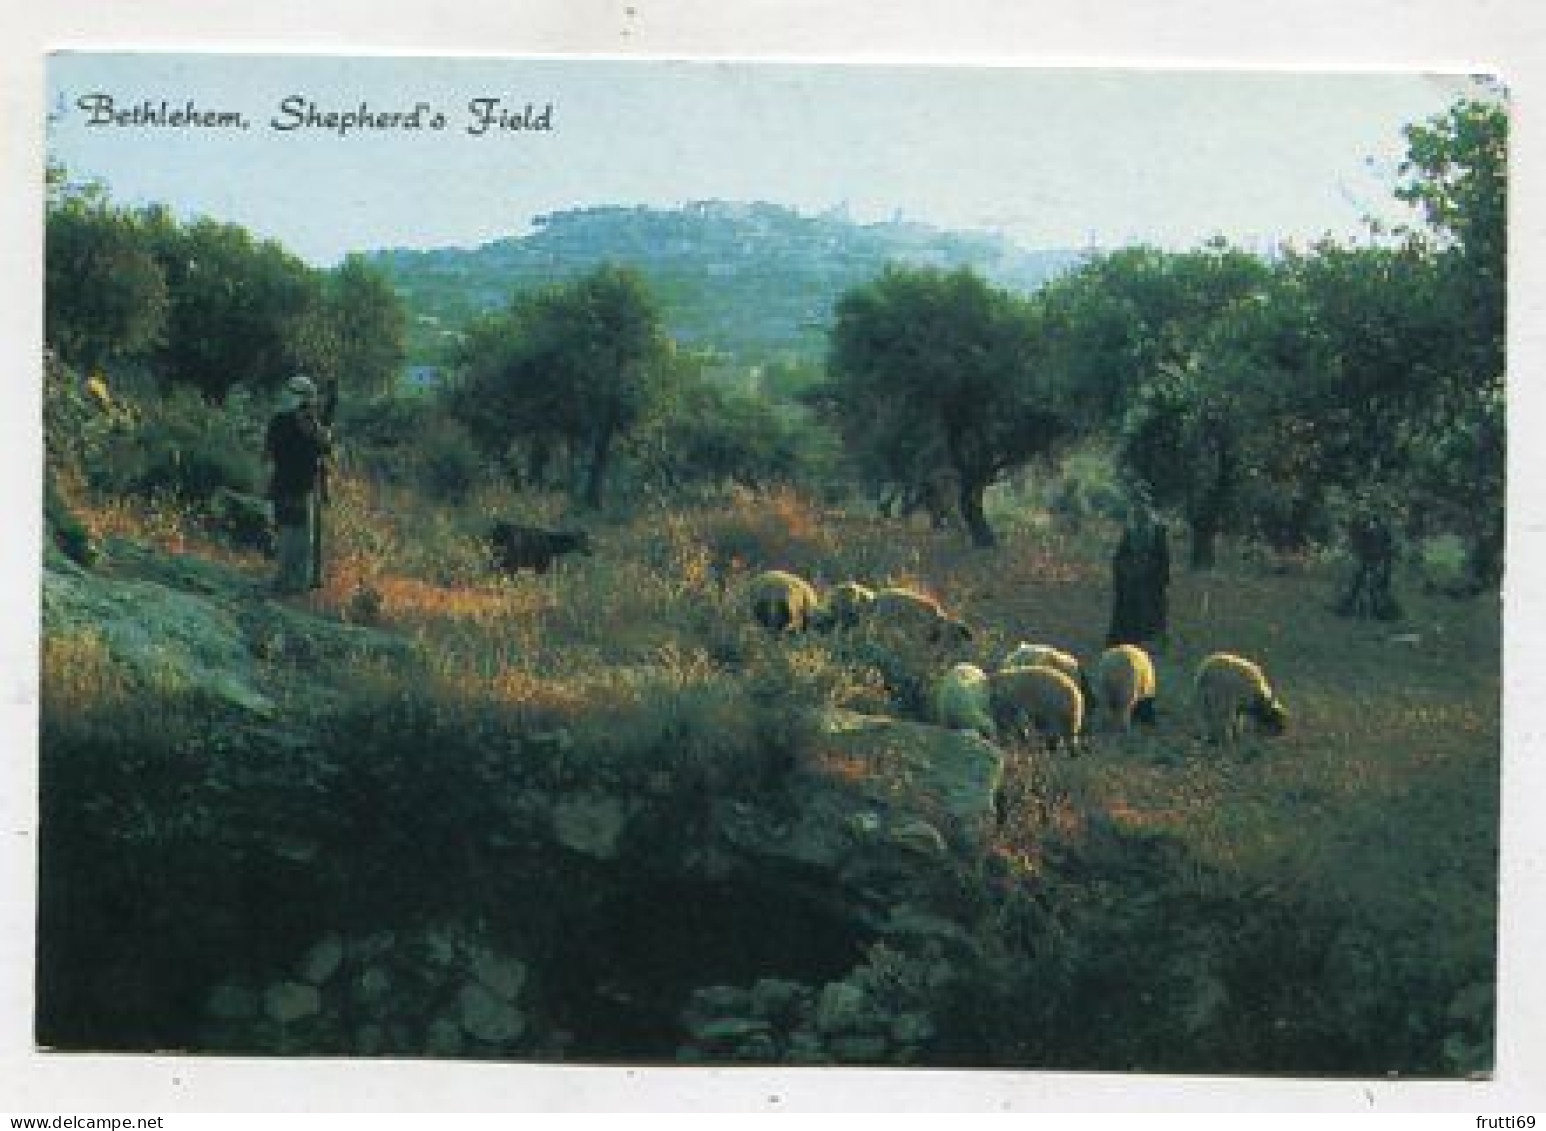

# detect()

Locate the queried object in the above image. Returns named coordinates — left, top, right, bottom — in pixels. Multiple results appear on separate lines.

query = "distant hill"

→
left=368, top=201, right=1086, bottom=375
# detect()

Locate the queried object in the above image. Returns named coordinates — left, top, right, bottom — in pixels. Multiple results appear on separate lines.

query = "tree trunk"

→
left=960, top=479, right=996, bottom=548
left=1188, top=514, right=1218, bottom=570
left=1467, top=512, right=1505, bottom=591
left=526, top=438, right=551, bottom=489
left=1336, top=514, right=1402, bottom=620
left=583, top=425, right=614, bottom=510
left=1108, top=516, right=1171, bottom=648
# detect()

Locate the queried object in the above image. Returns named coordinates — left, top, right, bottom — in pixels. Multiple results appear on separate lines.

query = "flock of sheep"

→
left=747, top=568, right=1290, bottom=753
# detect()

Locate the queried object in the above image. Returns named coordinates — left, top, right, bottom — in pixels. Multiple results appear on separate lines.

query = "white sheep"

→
left=1194, top=651, right=1288, bottom=745
left=748, top=569, right=822, bottom=633
left=989, top=664, right=1085, bottom=754
left=819, top=581, right=877, bottom=631
left=867, top=586, right=973, bottom=648
left=931, top=662, right=996, bottom=739
left=1094, top=643, right=1158, bottom=732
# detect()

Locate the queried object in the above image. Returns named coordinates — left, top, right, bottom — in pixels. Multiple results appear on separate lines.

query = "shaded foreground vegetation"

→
left=39, top=462, right=1498, bottom=1074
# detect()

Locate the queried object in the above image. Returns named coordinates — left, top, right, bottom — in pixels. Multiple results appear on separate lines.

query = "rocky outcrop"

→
left=676, top=942, right=948, bottom=1064
left=703, top=707, right=1004, bottom=910
left=41, top=537, right=415, bottom=717
left=42, top=530, right=1013, bottom=1066
left=42, top=562, right=278, bottom=716
left=199, top=924, right=538, bottom=1057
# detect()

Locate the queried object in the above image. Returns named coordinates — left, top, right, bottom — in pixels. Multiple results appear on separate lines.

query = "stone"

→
left=423, top=927, right=460, bottom=968
left=426, top=1013, right=464, bottom=1056
left=469, top=948, right=526, bottom=1002
left=354, top=966, right=392, bottom=1006
left=298, top=933, right=345, bottom=985
left=271, top=834, right=320, bottom=864
left=458, top=981, right=525, bottom=1044
left=263, top=980, right=321, bottom=1025
left=892, top=1011, right=935, bottom=1045
left=846, top=811, right=882, bottom=838
left=828, top=1034, right=890, bottom=1063
left=879, top=906, right=978, bottom=950
left=348, top=932, right=395, bottom=963
left=692, top=1016, right=774, bottom=1045
left=205, top=982, right=258, bottom=1020
left=41, top=565, right=276, bottom=716
left=815, top=981, right=869, bottom=1036
left=888, top=817, right=948, bottom=857
left=749, top=977, right=809, bottom=1023
left=727, top=1032, right=779, bottom=1062
left=812, top=709, right=1005, bottom=850
left=552, top=794, right=630, bottom=859
left=355, top=1023, right=385, bottom=1055
left=786, top=1031, right=829, bottom=1064
left=690, top=984, right=752, bottom=1016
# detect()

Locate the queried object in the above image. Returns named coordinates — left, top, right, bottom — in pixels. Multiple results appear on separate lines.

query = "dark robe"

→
left=1107, top=516, right=1171, bottom=647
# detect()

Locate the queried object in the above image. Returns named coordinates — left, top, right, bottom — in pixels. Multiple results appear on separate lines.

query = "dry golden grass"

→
left=46, top=460, right=1500, bottom=1070
left=40, top=627, right=131, bottom=715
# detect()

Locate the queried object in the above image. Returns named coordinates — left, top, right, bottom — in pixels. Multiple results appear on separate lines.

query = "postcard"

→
left=16, top=44, right=1533, bottom=1113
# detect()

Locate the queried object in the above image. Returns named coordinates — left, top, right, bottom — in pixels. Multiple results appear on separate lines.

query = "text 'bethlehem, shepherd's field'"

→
left=73, top=93, right=556, bottom=137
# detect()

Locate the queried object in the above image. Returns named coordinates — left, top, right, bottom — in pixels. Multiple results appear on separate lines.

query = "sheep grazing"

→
left=749, top=569, right=823, bottom=633
left=1001, top=640, right=1091, bottom=693
left=867, top=586, right=974, bottom=648
left=818, top=581, right=877, bottom=631
left=1002, top=642, right=1076, bottom=677
left=931, top=662, right=996, bottom=739
left=1095, top=643, right=1158, bottom=732
left=489, top=522, right=593, bottom=574
left=988, top=664, right=1085, bottom=754
left=1194, top=651, right=1288, bottom=745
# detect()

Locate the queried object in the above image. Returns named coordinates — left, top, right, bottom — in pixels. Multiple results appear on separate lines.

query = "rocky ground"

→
left=39, top=533, right=1018, bottom=1063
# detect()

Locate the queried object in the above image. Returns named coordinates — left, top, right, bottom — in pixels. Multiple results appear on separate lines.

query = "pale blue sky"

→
left=46, top=53, right=1487, bottom=266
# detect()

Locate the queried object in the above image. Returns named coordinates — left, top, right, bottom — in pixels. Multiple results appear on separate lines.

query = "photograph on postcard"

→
left=37, top=52, right=1505, bottom=1074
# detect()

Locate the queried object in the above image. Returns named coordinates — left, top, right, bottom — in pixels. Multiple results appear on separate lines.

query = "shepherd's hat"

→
left=278, top=374, right=318, bottom=412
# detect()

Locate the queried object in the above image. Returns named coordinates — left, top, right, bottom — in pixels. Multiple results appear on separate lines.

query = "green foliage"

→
left=45, top=175, right=408, bottom=415
left=146, top=211, right=326, bottom=402
left=45, top=190, right=168, bottom=372
left=322, top=254, right=409, bottom=401
left=1396, top=96, right=1506, bottom=380
left=1392, top=96, right=1507, bottom=585
left=374, top=202, right=1082, bottom=370
left=1036, top=242, right=1271, bottom=431
left=37, top=682, right=329, bottom=1048
left=822, top=265, right=1075, bottom=546
left=414, top=415, right=488, bottom=503
left=628, top=363, right=806, bottom=495
left=343, top=391, right=484, bottom=500
left=448, top=263, right=672, bottom=508
left=92, top=385, right=265, bottom=504
left=44, top=474, right=97, bottom=566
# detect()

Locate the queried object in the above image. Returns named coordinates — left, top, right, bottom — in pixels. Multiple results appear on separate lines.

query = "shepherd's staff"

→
left=311, top=375, right=338, bottom=590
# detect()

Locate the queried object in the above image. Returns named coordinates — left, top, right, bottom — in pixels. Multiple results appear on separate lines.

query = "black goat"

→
left=488, top=522, right=594, bottom=574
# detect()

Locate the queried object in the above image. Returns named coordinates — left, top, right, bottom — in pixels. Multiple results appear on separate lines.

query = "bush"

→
left=684, top=487, right=839, bottom=579
left=45, top=474, right=97, bottom=567
left=85, top=385, right=264, bottom=504
left=413, top=416, right=487, bottom=503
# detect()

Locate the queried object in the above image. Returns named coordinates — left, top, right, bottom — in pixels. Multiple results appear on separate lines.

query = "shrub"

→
left=86, top=385, right=264, bottom=504
left=685, top=486, right=838, bottom=578
left=413, top=416, right=487, bottom=502
left=45, top=474, right=97, bottom=567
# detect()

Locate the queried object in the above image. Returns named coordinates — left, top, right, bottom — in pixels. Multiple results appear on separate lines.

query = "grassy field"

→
left=44, top=468, right=1501, bottom=1072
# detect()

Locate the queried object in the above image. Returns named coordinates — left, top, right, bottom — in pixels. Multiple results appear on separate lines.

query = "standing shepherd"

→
left=1336, top=508, right=1402, bottom=621
left=264, top=375, right=332, bottom=595
left=1107, top=499, right=1172, bottom=650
